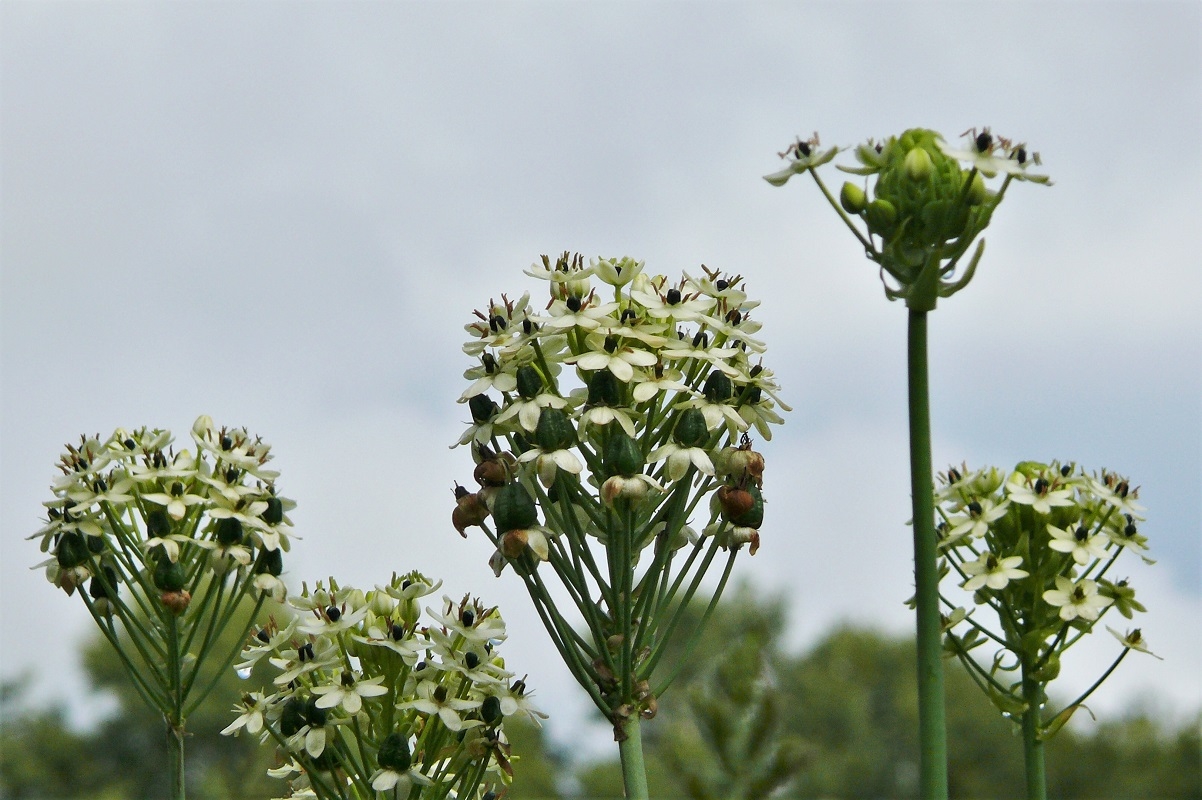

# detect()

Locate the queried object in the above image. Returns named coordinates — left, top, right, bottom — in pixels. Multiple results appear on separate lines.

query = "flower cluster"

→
left=450, top=255, right=786, bottom=730
left=935, top=461, right=1156, bottom=724
left=30, top=415, right=294, bottom=610
left=453, top=255, right=786, bottom=571
left=766, top=127, right=1050, bottom=310
left=227, top=573, right=536, bottom=800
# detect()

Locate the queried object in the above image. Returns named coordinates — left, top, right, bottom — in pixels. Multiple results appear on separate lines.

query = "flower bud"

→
left=865, top=198, right=897, bottom=234
left=492, top=482, right=537, bottom=532
left=840, top=181, right=868, bottom=214
left=601, top=475, right=651, bottom=507
left=904, top=146, right=934, bottom=181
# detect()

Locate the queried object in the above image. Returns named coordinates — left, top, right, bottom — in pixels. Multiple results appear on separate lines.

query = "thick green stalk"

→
left=908, top=310, right=948, bottom=799
left=618, top=713, right=650, bottom=799
left=167, top=717, right=186, bottom=800
left=1020, top=673, right=1048, bottom=800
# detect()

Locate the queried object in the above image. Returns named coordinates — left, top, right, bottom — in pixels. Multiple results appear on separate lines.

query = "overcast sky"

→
left=2, top=1, right=1199, bottom=749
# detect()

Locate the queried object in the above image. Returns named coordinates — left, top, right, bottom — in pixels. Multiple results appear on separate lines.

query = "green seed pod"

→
left=215, top=517, right=243, bottom=546
left=146, top=508, right=172, bottom=538
left=587, top=369, right=622, bottom=407
left=492, top=482, right=537, bottom=532
left=89, top=566, right=119, bottom=600
left=730, top=483, right=764, bottom=528
left=534, top=408, right=575, bottom=451
left=703, top=369, right=733, bottom=403
left=840, top=181, right=868, bottom=214
left=255, top=546, right=283, bottom=576
left=673, top=408, right=709, bottom=448
left=604, top=430, right=644, bottom=477
left=516, top=365, right=544, bottom=399
left=280, top=697, right=307, bottom=737
left=262, top=496, right=284, bottom=525
left=468, top=394, right=499, bottom=424
left=377, top=732, right=412, bottom=771
left=481, top=695, right=503, bottom=726
left=55, top=531, right=89, bottom=569
left=305, top=695, right=328, bottom=728
left=153, top=557, right=186, bottom=592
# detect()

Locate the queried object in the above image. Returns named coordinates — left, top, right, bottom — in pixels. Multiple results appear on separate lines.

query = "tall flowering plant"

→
left=225, top=573, right=536, bottom=800
left=766, top=127, right=1050, bottom=799
left=451, top=253, right=788, bottom=797
left=936, top=461, right=1156, bottom=800
left=29, top=416, right=295, bottom=799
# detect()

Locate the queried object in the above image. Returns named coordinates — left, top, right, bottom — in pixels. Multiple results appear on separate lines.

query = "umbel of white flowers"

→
left=450, top=254, right=787, bottom=735
left=226, top=572, right=539, bottom=800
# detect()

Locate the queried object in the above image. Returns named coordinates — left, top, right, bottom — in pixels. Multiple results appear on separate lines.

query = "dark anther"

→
left=225, top=467, right=239, bottom=483
left=391, top=623, right=405, bottom=641
left=1060, top=464, right=1072, bottom=477
left=692, top=331, right=707, bottom=348
left=1034, top=478, right=1049, bottom=494
left=299, top=642, right=314, bottom=662
left=341, top=672, right=355, bottom=686
left=464, top=651, right=480, bottom=670
left=257, top=628, right=271, bottom=643
left=1015, top=147, right=1027, bottom=164
left=489, top=314, right=506, bottom=332
left=604, top=335, right=619, bottom=353
left=123, top=438, right=136, bottom=450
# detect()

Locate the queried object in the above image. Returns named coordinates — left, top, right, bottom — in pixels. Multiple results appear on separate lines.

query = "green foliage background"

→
left=3, top=585, right=1198, bottom=799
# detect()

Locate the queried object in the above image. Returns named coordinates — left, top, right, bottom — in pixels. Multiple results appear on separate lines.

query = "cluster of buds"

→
left=766, top=128, right=1049, bottom=310
left=30, top=416, right=294, bottom=613
left=934, top=461, right=1156, bottom=728
left=450, top=255, right=786, bottom=726
left=226, top=573, right=537, bottom=799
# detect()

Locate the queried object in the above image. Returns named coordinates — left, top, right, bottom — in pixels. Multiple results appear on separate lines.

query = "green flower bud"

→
left=153, top=557, right=186, bottom=592
left=89, top=566, right=119, bottom=600
left=534, top=408, right=575, bottom=451
left=865, top=198, right=897, bottom=234
left=603, top=430, right=643, bottom=477
left=904, top=146, right=934, bottom=181
left=280, top=697, right=307, bottom=737
left=255, top=546, right=283, bottom=576
left=146, top=508, right=172, bottom=538
left=587, top=369, right=622, bottom=406
left=492, top=482, right=537, bottom=532
left=840, top=181, right=868, bottom=214
left=516, top=365, right=543, bottom=399
left=378, top=732, right=412, bottom=771
left=674, top=408, right=709, bottom=448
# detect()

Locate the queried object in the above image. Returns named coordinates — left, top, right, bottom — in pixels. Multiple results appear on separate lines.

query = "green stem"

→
left=1020, top=671, right=1048, bottom=800
left=617, top=713, right=650, bottom=799
left=166, top=715, right=186, bottom=800
left=908, top=310, right=948, bottom=800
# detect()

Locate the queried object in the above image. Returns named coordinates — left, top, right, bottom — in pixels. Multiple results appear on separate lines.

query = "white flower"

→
left=494, top=392, right=572, bottom=433
left=1047, top=523, right=1109, bottom=565
left=647, top=442, right=715, bottom=482
left=567, top=336, right=658, bottom=383
left=1005, top=473, right=1074, bottom=515
left=1042, top=577, right=1113, bottom=622
left=311, top=672, right=388, bottom=715
left=140, top=479, right=207, bottom=521
left=518, top=446, right=583, bottom=488
left=961, top=553, right=1028, bottom=592
left=630, top=280, right=716, bottom=322
left=221, top=692, right=269, bottom=736
left=401, top=679, right=482, bottom=732
left=945, top=498, right=1010, bottom=542
left=1106, top=626, right=1162, bottom=659
left=592, top=256, right=643, bottom=287
left=579, top=404, right=638, bottom=439
left=536, top=295, right=619, bottom=331
left=763, top=137, right=839, bottom=186
left=936, top=130, right=1050, bottom=184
